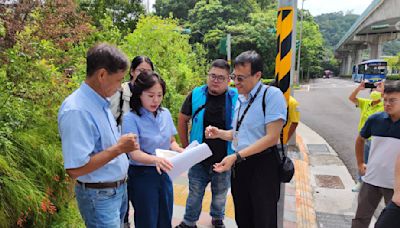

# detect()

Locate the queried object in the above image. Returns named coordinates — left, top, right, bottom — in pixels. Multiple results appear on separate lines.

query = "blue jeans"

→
left=75, top=183, right=128, bottom=228
left=358, top=139, right=371, bottom=182
left=183, top=163, right=231, bottom=225
left=128, top=166, right=173, bottom=228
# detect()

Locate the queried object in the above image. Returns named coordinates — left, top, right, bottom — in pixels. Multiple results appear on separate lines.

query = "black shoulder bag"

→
left=262, top=87, right=295, bottom=183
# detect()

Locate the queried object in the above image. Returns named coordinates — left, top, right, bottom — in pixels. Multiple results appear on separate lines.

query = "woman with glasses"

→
left=122, top=71, right=184, bottom=228
left=110, top=56, right=154, bottom=126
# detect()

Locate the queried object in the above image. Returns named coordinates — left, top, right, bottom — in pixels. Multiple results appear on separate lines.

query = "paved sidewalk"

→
left=296, top=122, right=379, bottom=228
left=127, top=122, right=383, bottom=227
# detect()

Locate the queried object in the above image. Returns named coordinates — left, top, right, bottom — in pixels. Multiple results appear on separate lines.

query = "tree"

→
left=121, top=15, right=208, bottom=121
left=0, top=0, right=41, bottom=49
left=383, top=40, right=400, bottom=56
left=0, top=1, right=104, bottom=227
left=186, top=0, right=260, bottom=60
left=255, top=0, right=275, bottom=10
left=297, top=11, right=326, bottom=78
left=314, top=12, right=359, bottom=48
left=154, top=0, right=197, bottom=21
left=78, top=0, right=145, bottom=34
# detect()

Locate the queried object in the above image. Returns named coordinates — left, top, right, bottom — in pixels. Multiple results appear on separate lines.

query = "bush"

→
left=387, top=74, right=400, bottom=80
left=261, top=78, right=274, bottom=85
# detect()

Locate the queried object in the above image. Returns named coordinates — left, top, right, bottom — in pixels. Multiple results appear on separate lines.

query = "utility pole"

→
left=146, top=0, right=150, bottom=13
left=227, top=33, right=231, bottom=66
left=295, top=0, right=305, bottom=84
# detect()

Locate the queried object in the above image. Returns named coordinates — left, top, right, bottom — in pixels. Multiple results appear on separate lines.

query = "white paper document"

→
left=156, top=141, right=212, bottom=180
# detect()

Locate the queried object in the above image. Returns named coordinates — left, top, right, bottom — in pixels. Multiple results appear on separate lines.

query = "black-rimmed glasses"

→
left=208, top=73, right=228, bottom=83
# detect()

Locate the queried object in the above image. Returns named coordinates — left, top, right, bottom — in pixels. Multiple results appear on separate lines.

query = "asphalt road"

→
left=294, top=78, right=371, bottom=180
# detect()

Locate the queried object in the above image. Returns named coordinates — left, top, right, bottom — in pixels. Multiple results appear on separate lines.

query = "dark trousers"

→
left=375, top=201, right=400, bottom=228
left=352, top=182, right=393, bottom=228
left=128, top=166, right=173, bottom=228
left=231, top=147, right=281, bottom=228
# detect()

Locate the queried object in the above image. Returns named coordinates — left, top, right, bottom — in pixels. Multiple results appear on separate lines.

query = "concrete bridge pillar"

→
left=354, top=49, right=363, bottom=66
left=345, top=54, right=353, bottom=75
left=340, top=58, right=347, bottom=76
left=369, top=41, right=383, bottom=59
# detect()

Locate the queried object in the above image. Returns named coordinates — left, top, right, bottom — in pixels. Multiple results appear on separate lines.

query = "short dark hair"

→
left=130, top=71, right=166, bottom=116
left=129, top=56, right=154, bottom=80
left=233, top=50, right=263, bottom=75
left=86, top=43, right=128, bottom=77
left=210, top=59, right=230, bottom=73
left=384, top=81, right=400, bottom=94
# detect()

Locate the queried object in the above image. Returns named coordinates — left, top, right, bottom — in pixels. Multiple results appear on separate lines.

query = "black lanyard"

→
left=235, top=84, right=263, bottom=131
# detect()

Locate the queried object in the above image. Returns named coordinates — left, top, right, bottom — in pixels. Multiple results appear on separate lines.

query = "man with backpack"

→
left=206, top=51, right=287, bottom=228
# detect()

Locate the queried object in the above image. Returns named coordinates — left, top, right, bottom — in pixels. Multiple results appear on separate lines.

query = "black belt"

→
left=76, top=178, right=127, bottom=189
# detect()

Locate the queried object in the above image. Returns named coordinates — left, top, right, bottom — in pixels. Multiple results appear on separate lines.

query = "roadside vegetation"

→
left=0, top=0, right=380, bottom=227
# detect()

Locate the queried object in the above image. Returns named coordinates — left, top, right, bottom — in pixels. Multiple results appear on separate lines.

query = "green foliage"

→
left=155, top=0, right=197, bottom=21
left=50, top=200, right=85, bottom=228
left=186, top=0, right=279, bottom=74
left=0, top=2, right=91, bottom=227
left=297, top=10, right=332, bottom=78
left=383, top=40, right=400, bottom=56
left=121, top=15, right=208, bottom=122
left=314, top=12, right=359, bottom=47
left=188, top=0, right=258, bottom=40
left=78, top=0, right=145, bottom=34
left=387, top=75, right=400, bottom=80
left=261, top=78, right=274, bottom=85
left=0, top=19, right=5, bottom=38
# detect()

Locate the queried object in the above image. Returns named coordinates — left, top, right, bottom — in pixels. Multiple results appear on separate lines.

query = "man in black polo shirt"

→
left=352, top=81, right=400, bottom=228
left=176, top=59, right=238, bottom=228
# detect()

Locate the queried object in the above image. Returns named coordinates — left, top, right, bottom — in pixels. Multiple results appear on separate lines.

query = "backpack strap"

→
left=116, top=90, right=124, bottom=126
left=192, top=104, right=206, bottom=120
left=262, top=86, right=269, bottom=117
left=262, top=85, right=287, bottom=157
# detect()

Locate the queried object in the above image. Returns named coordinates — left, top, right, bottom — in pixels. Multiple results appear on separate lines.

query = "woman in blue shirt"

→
left=122, top=71, right=183, bottom=228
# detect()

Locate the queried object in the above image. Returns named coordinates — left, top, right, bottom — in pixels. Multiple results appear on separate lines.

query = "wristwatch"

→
left=235, top=152, right=245, bottom=163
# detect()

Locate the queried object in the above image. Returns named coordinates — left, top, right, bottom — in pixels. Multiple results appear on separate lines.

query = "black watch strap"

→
left=235, top=152, right=245, bottom=163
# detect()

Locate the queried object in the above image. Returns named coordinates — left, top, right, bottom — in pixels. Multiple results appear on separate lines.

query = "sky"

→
left=146, top=0, right=374, bottom=16
left=299, top=0, right=374, bottom=16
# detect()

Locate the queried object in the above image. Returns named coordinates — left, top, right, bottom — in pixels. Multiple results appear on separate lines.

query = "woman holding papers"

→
left=122, top=71, right=183, bottom=228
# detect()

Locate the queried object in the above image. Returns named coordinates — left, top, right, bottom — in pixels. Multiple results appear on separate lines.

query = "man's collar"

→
left=81, top=82, right=109, bottom=108
left=239, top=80, right=262, bottom=102
left=249, top=81, right=262, bottom=98
left=383, top=112, right=390, bottom=119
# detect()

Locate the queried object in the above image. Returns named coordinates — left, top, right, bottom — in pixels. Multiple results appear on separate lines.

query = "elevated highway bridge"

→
left=334, top=0, right=400, bottom=75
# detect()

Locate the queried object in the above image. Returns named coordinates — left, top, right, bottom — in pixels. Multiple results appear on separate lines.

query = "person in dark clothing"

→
left=175, top=59, right=238, bottom=228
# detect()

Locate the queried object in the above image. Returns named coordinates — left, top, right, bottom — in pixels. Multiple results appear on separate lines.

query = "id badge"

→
left=233, top=131, right=239, bottom=148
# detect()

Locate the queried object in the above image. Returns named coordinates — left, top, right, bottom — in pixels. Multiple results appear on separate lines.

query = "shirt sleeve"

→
left=289, top=98, right=300, bottom=123
left=360, top=115, right=373, bottom=139
left=122, top=112, right=139, bottom=135
left=264, top=87, right=287, bottom=125
left=58, top=110, right=95, bottom=169
left=357, top=98, right=368, bottom=111
left=180, top=92, right=192, bottom=116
